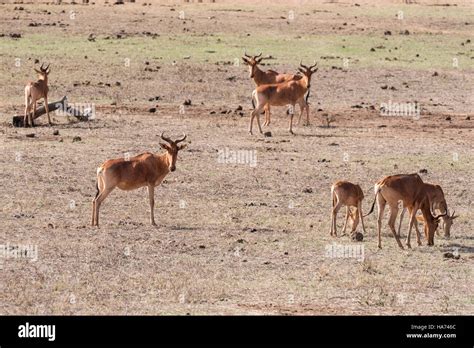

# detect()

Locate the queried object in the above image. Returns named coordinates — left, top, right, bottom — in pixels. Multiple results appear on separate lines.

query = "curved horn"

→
left=175, top=133, right=187, bottom=144
left=254, top=52, right=262, bottom=59
left=244, top=51, right=251, bottom=58
left=309, top=61, right=318, bottom=69
left=40, top=63, right=45, bottom=70
left=432, top=211, right=447, bottom=220
left=45, top=63, right=50, bottom=71
left=299, top=60, right=309, bottom=69
left=160, top=132, right=173, bottom=144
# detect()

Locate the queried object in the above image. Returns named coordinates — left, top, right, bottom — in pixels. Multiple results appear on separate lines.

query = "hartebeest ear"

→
left=242, top=57, right=249, bottom=65
left=178, top=144, right=187, bottom=151
left=298, top=67, right=305, bottom=73
left=159, top=143, right=170, bottom=151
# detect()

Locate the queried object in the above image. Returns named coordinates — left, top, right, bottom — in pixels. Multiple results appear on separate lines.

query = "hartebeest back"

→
left=365, top=174, right=446, bottom=249
left=24, top=63, right=52, bottom=127
left=330, top=181, right=367, bottom=237
left=249, top=61, right=318, bottom=134
left=91, top=133, right=187, bottom=227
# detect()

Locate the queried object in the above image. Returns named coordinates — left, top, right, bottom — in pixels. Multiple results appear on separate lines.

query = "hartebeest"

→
left=242, top=52, right=302, bottom=126
left=249, top=61, right=317, bottom=135
left=24, top=63, right=52, bottom=127
left=330, top=181, right=367, bottom=237
left=365, top=174, right=446, bottom=249
left=398, top=183, right=457, bottom=238
left=91, top=133, right=187, bottom=227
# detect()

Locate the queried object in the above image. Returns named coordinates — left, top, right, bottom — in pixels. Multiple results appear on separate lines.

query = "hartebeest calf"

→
left=398, top=183, right=457, bottom=238
left=24, top=63, right=52, bottom=127
left=249, top=61, right=317, bottom=135
left=91, top=133, right=187, bottom=227
left=366, top=174, right=446, bottom=249
left=330, top=181, right=367, bottom=237
left=242, top=52, right=302, bottom=126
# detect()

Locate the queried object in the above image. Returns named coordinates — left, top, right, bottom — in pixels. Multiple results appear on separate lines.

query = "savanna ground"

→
left=0, top=0, right=473, bottom=315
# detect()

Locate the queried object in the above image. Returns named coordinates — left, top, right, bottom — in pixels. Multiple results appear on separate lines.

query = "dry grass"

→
left=0, top=0, right=473, bottom=315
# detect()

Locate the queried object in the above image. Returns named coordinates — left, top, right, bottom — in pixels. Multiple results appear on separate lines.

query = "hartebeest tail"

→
left=24, top=63, right=52, bottom=127
left=91, top=133, right=187, bottom=227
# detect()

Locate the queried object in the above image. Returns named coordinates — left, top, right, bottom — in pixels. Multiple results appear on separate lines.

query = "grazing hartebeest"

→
left=91, top=133, right=187, bottom=227
left=24, top=63, right=52, bottom=127
left=365, top=174, right=446, bottom=249
left=330, top=181, right=367, bottom=237
left=242, top=52, right=302, bottom=126
left=398, top=183, right=458, bottom=238
left=249, top=61, right=317, bottom=135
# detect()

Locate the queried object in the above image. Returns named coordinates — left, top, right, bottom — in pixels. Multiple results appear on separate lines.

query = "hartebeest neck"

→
left=157, top=151, right=172, bottom=171
left=252, top=65, right=267, bottom=85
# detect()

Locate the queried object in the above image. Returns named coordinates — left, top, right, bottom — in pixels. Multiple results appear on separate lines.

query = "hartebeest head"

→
left=424, top=206, right=448, bottom=246
left=297, top=61, right=318, bottom=90
left=442, top=210, right=458, bottom=238
left=242, top=52, right=266, bottom=79
left=34, top=63, right=50, bottom=81
left=159, top=132, right=187, bottom=172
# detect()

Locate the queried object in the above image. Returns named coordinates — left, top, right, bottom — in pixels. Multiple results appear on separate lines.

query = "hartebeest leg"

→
left=148, top=185, right=156, bottom=226
left=341, top=206, right=350, bottom=235
left=397, top=207, right=406, bottom=237
left=264, top=105, right=271, bottom=126
left=388, top=204, right=404, bottom=249
left=376, top=193, right=386, bottom=249
left=30, top=100, right=37, bottom=127
left=358, top=201, right=367, bottom=235
left=406, top=209, right=418, bottom=249
left=331, top=201, right=343, bottom=236
left=288, top=104, right=295, bottom=134
left=249, top=108, right=264, bottom=135
left=352, top=207, right=360, bottom=234
left=44, top=96, right=52, bottom=126
left=93, top=187, right=114, bottom=227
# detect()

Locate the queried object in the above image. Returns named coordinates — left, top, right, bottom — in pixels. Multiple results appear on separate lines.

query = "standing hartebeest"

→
left=91, top=133, right=187, bottom=227
left=249, top=61, right=317, bottom=135
left=24, top=63, right=52, bottom=127
left=365, top=174, right=447, bottom=249
left=330, top=181, right=367, bottom=237
left=242, top=53, right=305, bottom=127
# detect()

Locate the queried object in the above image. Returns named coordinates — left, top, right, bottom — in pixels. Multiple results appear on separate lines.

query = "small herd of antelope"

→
left=331, top=174, right=458, bottom=249
left=22, top=60, right=458, bottom=251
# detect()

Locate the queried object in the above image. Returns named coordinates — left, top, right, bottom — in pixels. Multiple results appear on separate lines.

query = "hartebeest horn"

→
left=160, top=132, right=173, bottom=144
left=244, top=52, right=251, bottom=58
left=254, top=52, right=262, bottom=59
left=432, top=211, right=448, bottom=220
left=44, top=63, right=50, bottom=72
left=175, top=133, right=187, bottom=144
left=300, top=60, right=309, bottom=70
left=309, top=61, right=318, bottom=70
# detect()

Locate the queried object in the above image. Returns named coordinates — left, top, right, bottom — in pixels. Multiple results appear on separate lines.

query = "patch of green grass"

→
left=1, top=32, right=471, bottom=70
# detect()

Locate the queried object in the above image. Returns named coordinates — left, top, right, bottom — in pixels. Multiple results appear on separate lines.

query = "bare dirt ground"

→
left=0, top=0, right=473, bottom=315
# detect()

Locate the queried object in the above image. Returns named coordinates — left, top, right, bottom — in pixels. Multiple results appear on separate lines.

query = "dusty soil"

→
left=0, top=0, right=473, bottom=315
